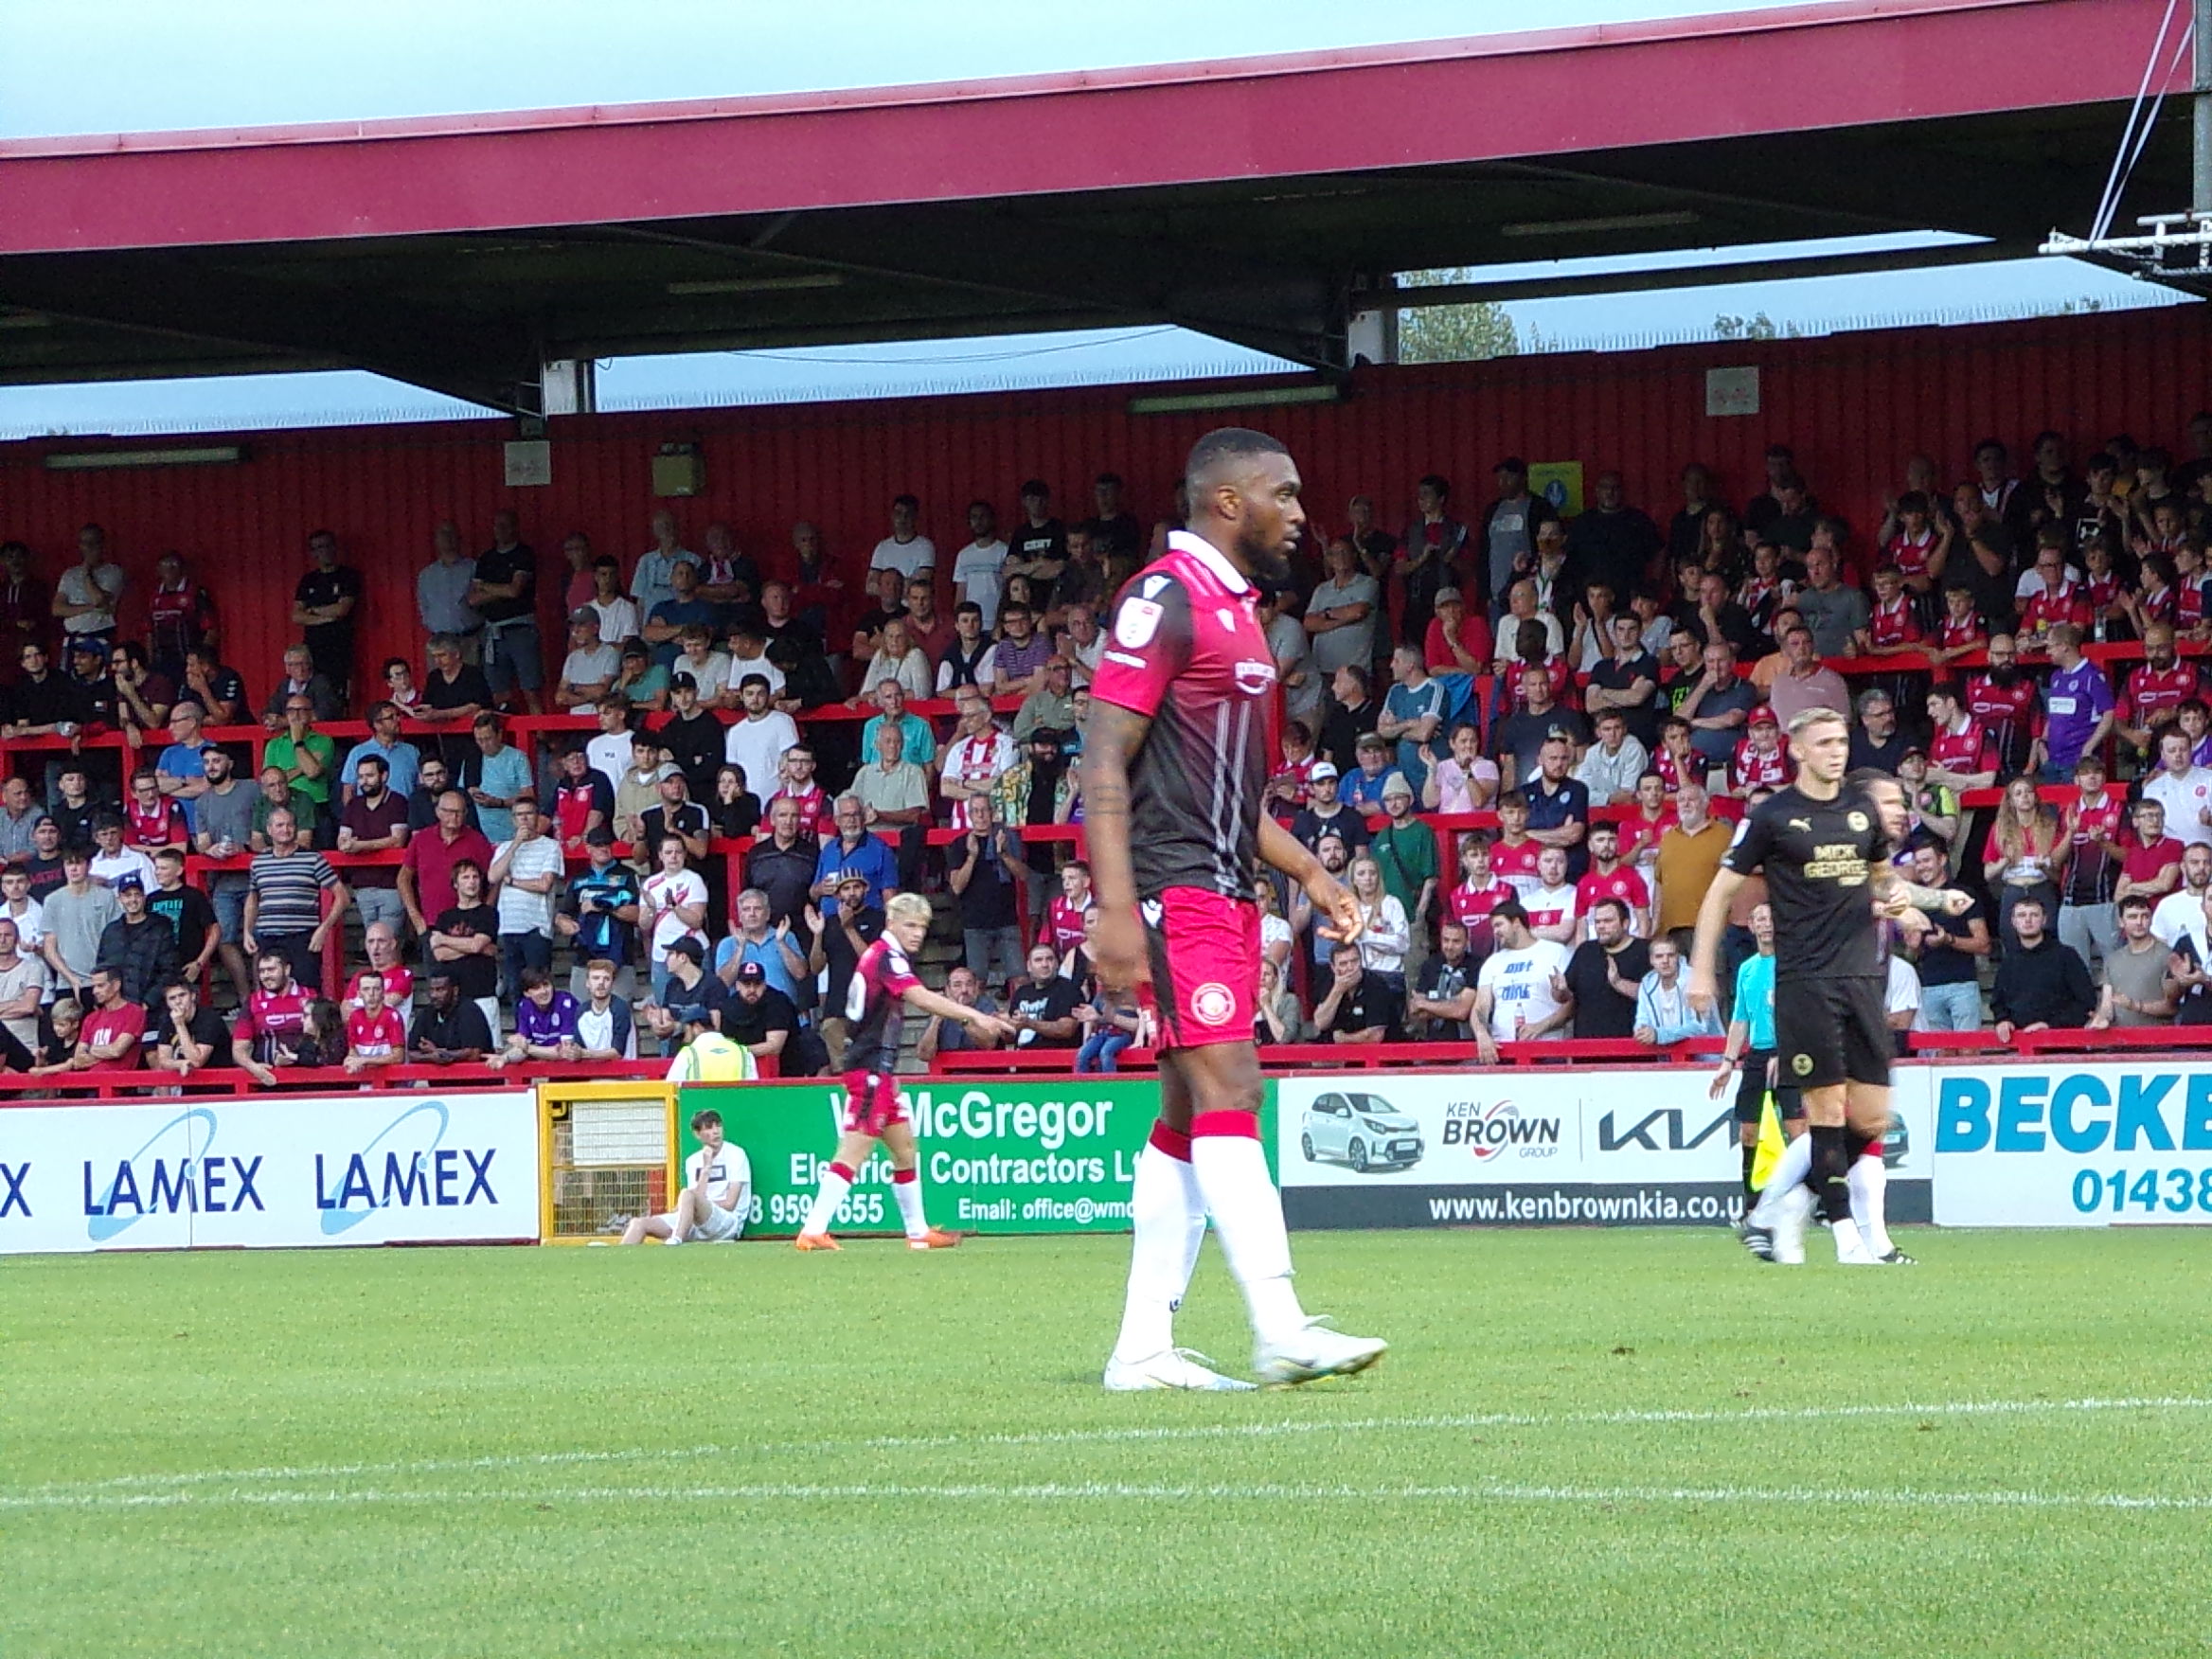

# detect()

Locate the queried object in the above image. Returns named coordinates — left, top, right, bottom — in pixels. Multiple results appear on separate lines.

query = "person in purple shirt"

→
left=503, top=965, right=583, bottom=1061
left=2032, top=624, right=2117, bottom=783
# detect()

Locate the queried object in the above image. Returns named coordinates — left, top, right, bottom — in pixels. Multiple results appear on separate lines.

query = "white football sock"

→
left=892, top=1170, right=928, bottom=1240
left=1190, top=1118, right=1305, bottom=1347
left=1112, top=1138, right=1208, bottom=1363
left=1848, top=1154, right=1893, bottom=1257
left=801, top=1163, right=853, bottom=1236
left=1750, top=1133, right=1815, bottom=1226
left=1830, top=1215, right=1867, bottom=1259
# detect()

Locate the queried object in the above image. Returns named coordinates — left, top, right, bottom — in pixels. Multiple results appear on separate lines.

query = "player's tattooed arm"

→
left=1079, top=700, right=1152, bottom=992
left=1867, top=860, right=1971, bottom=916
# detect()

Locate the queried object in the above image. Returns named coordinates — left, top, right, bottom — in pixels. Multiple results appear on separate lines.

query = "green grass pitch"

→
left=6, top=1227, right=2209, bottom=1658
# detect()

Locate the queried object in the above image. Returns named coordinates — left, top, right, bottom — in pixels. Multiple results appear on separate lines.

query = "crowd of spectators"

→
left=9, top=423, right=2212, bottom=1082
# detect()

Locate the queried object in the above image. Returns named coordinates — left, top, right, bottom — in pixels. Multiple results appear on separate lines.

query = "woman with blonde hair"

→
left=856, top=615, right=932, bottom=705
left=1982, top=772, right=2061, bottom=952
left=1347, top=854, right=1409, bottom=986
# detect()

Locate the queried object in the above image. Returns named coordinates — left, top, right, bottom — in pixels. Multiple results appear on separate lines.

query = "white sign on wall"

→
left=1705, top=366, right=1760, bottom=418
left=0, top=1091, right=540, bottom=1255
left=1931, top=1061, right=2212, bottom=1227
left=1275, top=1068, right=1932, bottom=1229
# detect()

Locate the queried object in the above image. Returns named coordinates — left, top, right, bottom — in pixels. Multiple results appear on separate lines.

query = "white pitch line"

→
left=7, top=1478, right=2212, bottom=1517
left=10, top=1393, right=2208, bottom=1505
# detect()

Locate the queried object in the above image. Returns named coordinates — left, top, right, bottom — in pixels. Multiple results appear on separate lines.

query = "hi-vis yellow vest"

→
left=665, top=1033, right=758, bottom=1083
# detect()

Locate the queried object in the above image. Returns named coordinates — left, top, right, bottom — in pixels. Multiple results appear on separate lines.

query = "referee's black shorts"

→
left=1774, top=975, right=1890, bottom=1092
left=1733, top=1047, right=1805, bottom=1124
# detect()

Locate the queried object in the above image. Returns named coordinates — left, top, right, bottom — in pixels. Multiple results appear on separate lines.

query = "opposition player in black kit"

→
left=1085, top=427, right=1386, bottom=1390
left=1688, top=708, right=1967, bottom=1264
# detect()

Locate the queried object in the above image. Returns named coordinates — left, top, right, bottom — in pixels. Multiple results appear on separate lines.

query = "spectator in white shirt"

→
left=1472, top=901, right=1574, bottom=1061
left=725, top=677, right=799, bottom=804
left=1574, top=709, right=1651, bottom=807
left=938, top=688, right=1018, bottom=830
left=2143, top=727, right=2212, bottom=849
left=952, top=501, right=1009, bottom=630
left=583, top=557, right=640, bottom=649
left=0, top=864, right=45, bottom=953
left=870, top=494, right=937, bottom=579
left=88, top=815, right=157, bottom=891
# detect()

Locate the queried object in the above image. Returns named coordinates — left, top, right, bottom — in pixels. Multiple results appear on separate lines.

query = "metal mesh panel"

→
left=547, top=1097, right=670, bottom=1240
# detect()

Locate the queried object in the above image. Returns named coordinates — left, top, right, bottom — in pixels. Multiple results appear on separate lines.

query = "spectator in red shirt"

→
left=1965, top=634, right=2040, bottom=774
left=73, top=968, right=146, bottom=1072
left=2055, top=752, right=2127, bottom=970
left=1726, top=705, right=1793, bottom=796
left=232, top=947, right=312, bottom=1086
left=124, top=769, right=188, bottom=853
left=1616, top=771, right=1675, bottom=878
left=1855, top=565, right=1922, bottom=656
left=399, top=790, right=495, bottom=957
left=342, top=968, right=408, bottom=1073
left=1925, top=583, right=1986, bottom=668
left=1422, top=587, right=1491, bottom=678
left=1575, top=821, right=1650, bottom=939
left=2117, top=621, right=2202, bottom=756
left=1447, top=831, right=1516, bottom=960
left=2114, top=797, right=2185, bottom=910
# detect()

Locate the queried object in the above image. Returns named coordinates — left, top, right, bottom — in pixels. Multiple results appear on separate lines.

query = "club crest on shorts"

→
left=1191, top=982, right=1237, bottom=1026
left=1115, top=598, right=1164, bottom=648
left=1792, top=1052, right=1813, bottom=1077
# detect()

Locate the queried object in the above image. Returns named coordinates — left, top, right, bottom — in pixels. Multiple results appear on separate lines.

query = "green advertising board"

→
left=680, top=1076, right=1275, bottom=1238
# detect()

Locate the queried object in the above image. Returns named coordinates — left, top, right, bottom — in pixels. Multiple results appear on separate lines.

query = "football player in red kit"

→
left=794, top=893, right=1014, bottom=1250
left=1086, top=427, right=1386, bottom=1391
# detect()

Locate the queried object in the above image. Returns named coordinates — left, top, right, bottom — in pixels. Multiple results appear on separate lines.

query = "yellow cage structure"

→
left=537, top=1079, right=682, bottom=1245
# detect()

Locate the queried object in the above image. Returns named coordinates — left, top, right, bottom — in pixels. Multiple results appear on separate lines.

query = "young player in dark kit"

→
left=1688, top=707, right=1968, bottom=1263
left=1085, top=427, right=1387, bottom=1389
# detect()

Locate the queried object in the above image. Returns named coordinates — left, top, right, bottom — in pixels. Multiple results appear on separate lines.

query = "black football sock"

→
left=1810, top=1124, right=1853, bottom=1223
left=1741, top=1142, right=1759, bottom=1202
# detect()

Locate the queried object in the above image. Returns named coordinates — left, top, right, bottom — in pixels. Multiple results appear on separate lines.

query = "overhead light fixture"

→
left=44, top=444, right=245, bottom=472
left=1499, top=210, right=1700, bottom=238
left=1128, top=383, right=1345, bottom=417
left=665, top=274, right=845, bottom=296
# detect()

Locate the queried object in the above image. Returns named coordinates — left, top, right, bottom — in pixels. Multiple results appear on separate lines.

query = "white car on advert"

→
left=1299, top=1090, right=1424, bottom=1172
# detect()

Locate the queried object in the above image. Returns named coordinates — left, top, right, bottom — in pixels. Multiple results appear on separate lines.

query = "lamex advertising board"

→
left=683, top=1078, right=1275, bottom=1237
left=0, top=1092, right=540, bottom=1255
left=1277, top=1068, right=1932, bottom=1229
left=1931, top=1061, right=2212, bottom=1226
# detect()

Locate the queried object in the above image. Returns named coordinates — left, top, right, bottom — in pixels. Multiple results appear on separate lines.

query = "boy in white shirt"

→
left=617, top=1108, right=752, bottom=1244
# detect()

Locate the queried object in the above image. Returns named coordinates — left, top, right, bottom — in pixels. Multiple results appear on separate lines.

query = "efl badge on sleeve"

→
left=1115, top=599, right=1164, bottom=649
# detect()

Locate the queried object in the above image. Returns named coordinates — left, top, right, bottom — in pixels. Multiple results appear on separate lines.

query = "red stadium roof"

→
left=0, top=0, right=2180, bottom=253
left=0, top=0, right=2188, bottom=404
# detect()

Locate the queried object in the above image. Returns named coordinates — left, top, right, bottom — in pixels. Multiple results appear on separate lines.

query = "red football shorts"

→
left=1140, top=886, right=1259, bottom=1050
left=840, top=1069, right=908, bottom=1137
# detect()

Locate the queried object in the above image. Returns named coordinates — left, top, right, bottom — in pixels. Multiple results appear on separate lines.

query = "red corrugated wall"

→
left=1, top=305, right=2206, bottom=699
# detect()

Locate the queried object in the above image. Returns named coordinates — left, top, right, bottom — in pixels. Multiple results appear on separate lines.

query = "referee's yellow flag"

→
left=1749, top=1092, right=1788, bottom=1191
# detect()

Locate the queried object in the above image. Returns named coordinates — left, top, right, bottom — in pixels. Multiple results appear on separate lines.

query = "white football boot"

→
left=1769, top=1182, right=1817, bottom=1266
left=1253, top=1318, right=1388, bottom=1386
left=1103, top=1348, right=1257, bottom=1392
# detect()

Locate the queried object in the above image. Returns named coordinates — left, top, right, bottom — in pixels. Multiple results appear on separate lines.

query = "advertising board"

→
left=1277, top=1068, right=1932, bottom=1229
left=0, top=1091, right=540, bottom=1255
left=684, top=1077, right=1275, bottom=1237
left=1931, top=1061, right=2212, bottom=1226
